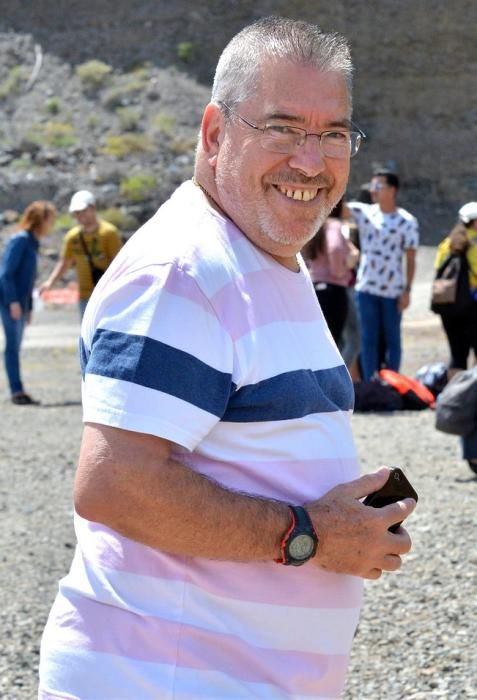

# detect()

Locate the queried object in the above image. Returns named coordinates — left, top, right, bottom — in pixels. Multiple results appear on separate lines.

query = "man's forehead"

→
left=251, top=61, right=351, bottom=121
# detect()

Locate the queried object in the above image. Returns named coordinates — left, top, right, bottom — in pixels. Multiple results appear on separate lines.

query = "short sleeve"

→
left=403, top=217, right=419, bottom=250
left=80, top=263, right=234, bottom=451
left=61, top=230, right=77, bottom=260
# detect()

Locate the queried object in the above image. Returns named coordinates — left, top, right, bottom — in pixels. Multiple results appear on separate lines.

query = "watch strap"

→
left=276, top=505, right=317, bottom=565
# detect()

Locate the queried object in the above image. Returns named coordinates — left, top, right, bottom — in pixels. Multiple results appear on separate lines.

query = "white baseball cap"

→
left=69, top=190, right=96, bottom=213
left=458, top=201, right=477, bottom=225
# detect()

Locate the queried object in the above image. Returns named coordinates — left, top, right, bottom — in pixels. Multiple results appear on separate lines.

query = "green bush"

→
left=176, top=42, right=195, bottom=63
left=45, top=97, right=61, bottom=115
left=102, top=78, right=148, bottom=110
left=86, top=114, right=100, bottom=130
left=120, top=174, right=157, bottom=202
left=100, top=207, right=139, bottom=230
left=76, top=60, right=113, bottom=89
left=11, top=157, right=34, bottom=170
left=169, top=136, right=197, bottom=156
left=152, top=112, right=176, bottom=135
left=100, top=133, right=154, bottom=158
left=54, top=213, right=75, bottom=231
left=27, top=122, right=77, bottom=148
left=0, top=66, right=28, bottom=99
left=116, top=107, right=141, bottom=132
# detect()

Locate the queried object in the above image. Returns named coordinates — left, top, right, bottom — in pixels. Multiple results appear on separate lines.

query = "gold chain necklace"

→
left=192, top=176, right=228, bottom=217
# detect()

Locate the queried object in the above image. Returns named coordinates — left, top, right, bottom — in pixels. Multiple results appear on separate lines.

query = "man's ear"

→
left=200, top=103, right=225, bottom=167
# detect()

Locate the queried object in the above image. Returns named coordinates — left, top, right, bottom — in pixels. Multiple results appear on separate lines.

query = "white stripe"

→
left=61, top=558, right=360, bottom=656
left=200, top=413, right=357, bottom=464
left=40, top=646, right=336, bottom=700
left=234, top=320, right=342, bottom=385
left=82, top=374, right=218, bottom=449
left=85, top=276, right=233, bottom=374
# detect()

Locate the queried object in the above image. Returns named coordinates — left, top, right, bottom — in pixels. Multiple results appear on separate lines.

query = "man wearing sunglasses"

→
left=40, top=17, right=415, bottom=700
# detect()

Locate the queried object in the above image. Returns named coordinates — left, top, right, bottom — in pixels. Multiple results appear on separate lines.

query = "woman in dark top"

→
left=0, top=201, right=56, bottom=404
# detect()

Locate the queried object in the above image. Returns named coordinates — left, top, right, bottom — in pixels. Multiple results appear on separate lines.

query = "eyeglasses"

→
left=220, top=102, right=365, bottom=159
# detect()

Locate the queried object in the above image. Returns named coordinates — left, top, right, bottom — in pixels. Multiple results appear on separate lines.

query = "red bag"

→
left=378, top=369, right=436, bottom=410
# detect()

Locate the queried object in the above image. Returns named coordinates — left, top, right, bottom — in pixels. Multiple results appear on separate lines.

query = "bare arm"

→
left=39, top=258, right=73, bottom=293
left=398, top=248, right=416, bottom=312
left=75, top=423, right=415, bottom=579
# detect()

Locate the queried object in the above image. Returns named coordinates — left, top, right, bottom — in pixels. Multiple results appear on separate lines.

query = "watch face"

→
left=288, top=533, right=315, bottom=560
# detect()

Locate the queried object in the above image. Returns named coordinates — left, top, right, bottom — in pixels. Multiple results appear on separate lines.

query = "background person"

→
left=302, top=199, right=358, bottom=346
left=433, top=201, right=477, bottom=380
left=345, top=169, right=419, bottom=380
left=0, top=200, right=56, bottom=404
left=39, top=18, right=415, bottom=700
left=40, top=190, right=122, bottom=317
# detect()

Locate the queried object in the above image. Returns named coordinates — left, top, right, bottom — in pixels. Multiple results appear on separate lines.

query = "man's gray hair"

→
left=211, top=16, right=353, bottom=108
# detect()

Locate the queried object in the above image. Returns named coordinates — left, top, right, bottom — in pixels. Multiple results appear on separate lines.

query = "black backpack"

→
left=354, top=379, right=403, bottom=412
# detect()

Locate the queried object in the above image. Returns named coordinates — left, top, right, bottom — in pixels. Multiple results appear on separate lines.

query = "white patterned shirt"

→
left=348, top=202, right=419, bottom=298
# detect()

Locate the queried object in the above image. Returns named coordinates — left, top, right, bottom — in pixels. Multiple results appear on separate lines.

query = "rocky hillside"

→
left=0, top=1, right=476, bottom=252
left=0, top=30, right=209, bottom=267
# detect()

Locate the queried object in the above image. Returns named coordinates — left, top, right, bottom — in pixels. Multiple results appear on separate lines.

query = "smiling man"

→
left=39, top=17, right=416, bottom=700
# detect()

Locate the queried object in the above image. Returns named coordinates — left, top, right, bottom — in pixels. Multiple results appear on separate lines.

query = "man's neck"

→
left=379, top=202, right=397, bottom=214
left=81, top=222, right=99, bottom=234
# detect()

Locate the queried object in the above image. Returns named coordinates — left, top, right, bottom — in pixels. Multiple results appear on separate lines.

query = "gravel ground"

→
left=1, top=248, right=476, bottom=699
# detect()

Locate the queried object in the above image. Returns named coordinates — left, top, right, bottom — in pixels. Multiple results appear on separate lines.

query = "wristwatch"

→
left=277, top=505, right=318, bottom=566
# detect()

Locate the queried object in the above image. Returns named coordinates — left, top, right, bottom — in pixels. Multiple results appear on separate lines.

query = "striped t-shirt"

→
left=39, top=181, right=363, bottom=700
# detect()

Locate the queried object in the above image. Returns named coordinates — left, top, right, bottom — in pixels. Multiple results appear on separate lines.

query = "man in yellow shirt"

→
left=40, top=190, right=122, bottom=317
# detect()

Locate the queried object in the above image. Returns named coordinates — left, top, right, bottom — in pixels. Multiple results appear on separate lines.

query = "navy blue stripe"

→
left=82, top=328, right=234, bottom=417
left=223, top=365, right=353, bottom=422
left=79, top=337, right=89, bottom=378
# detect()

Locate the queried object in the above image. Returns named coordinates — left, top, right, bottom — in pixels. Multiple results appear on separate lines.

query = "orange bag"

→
left=378, top=369, right=436, bottom=410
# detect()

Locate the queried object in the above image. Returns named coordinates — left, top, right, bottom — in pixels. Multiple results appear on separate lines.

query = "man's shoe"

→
left=11, top=392, right=40, bottom=405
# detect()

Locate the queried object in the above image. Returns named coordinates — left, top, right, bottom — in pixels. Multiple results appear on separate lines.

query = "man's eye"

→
left=267, top=125, right=298, bottom=136
left=326, top=131, right=349, bottom=141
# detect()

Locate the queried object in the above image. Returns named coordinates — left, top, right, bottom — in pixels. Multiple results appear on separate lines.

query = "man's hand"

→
left=9, top=302, right=22, bottom=320
left=398, top=289, right=411, bottom=312
left=38, top=280, right=54, bottom=296
left=305, top=468, right=416, bottom=580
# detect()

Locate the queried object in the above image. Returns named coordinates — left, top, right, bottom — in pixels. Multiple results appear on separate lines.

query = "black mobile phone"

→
left=363, top=467, right=418, bottom=532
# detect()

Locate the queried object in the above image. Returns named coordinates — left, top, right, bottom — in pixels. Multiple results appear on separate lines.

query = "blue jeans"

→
left=0, top=303, right=26, bottom=394
left=462, top=428, right=477, bottom=460
left=355, top=291, right=402, bottom=381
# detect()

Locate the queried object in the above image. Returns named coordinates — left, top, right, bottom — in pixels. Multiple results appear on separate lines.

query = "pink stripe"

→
left=210, top=269, right=318, bottom=340
left=162, top=266, right=215, bottom=314
left=50, top=594, right=349, bottom=697
left=79, top=520, right=362, bottom=609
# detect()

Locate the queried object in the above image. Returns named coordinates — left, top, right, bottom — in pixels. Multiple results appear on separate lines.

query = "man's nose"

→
left=287, top=136, right=326, bottom=177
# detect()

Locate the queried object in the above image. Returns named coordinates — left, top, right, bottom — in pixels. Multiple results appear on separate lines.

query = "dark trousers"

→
left=0, top=303, right=25, bottom=394
left=314, top=283, right=348, bottom=346
left=440, top=310, right=477, bottom=369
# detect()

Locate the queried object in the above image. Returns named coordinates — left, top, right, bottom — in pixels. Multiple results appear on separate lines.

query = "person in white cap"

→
left=433, top=200, right=477, bottom=379
left=40, top=190, right=122, bottom=317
